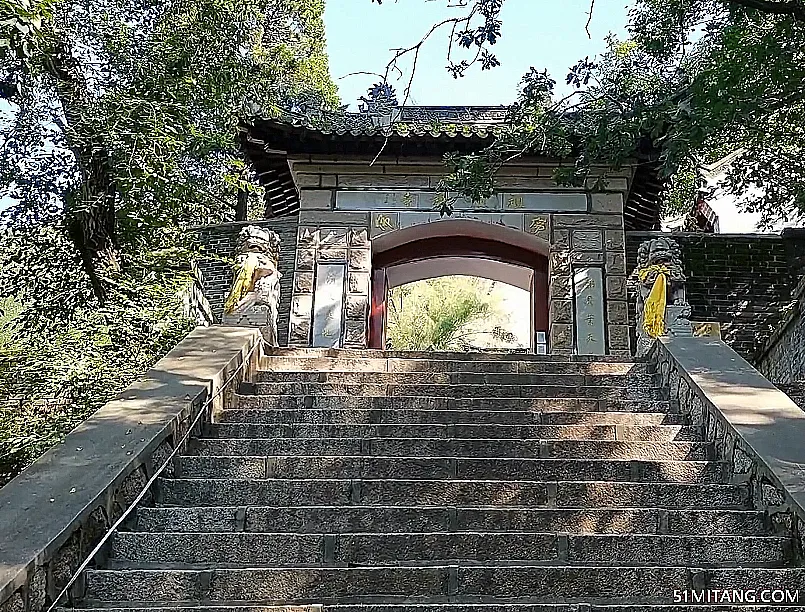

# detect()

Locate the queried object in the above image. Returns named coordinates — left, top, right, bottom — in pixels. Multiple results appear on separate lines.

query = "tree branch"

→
left=585, top=0, right=596, bottom=37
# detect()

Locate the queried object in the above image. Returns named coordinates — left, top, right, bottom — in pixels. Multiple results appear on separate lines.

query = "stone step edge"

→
left=113, top=531, right=788, bottom=542
left=138, top=504, right=762, bottom=512
left=156, top=477, right=736, bottom=484
left=192, top=438, right=707, bottom=446
left=177, top=456, right=720, bottom=464
left=261, top=349, right=647, bottom=362
left=232, top=396, right=678, bottom=412
left=247, top=385, right=668, bottom=392
left=206, top=424, right=692, bottom=430
left=218, top=408, right=681, bottom=414
left=56, top=607, right=800, bottom=612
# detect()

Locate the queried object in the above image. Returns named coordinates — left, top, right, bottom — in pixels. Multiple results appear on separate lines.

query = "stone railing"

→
left=650, top=336, right=805, bottom=561
left=756, top=275, right=805, bottom=385
left=0, top=326, right=262, bottom=612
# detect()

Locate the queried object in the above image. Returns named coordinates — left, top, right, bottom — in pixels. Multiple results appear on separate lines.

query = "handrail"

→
left=45, top=332, right=264, bottom=612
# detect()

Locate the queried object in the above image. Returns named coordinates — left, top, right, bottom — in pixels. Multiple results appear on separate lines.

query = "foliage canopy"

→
left=387, top=276, right=522, bottom=352
left=373, top=0, right=805, bottom=228
left=0, top=0, right=337, bottom=481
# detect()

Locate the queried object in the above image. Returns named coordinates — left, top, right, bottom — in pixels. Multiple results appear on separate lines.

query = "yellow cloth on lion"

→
left=638, top=264, right=669, bottom=338
left=224, top=253, right=260, bottom=315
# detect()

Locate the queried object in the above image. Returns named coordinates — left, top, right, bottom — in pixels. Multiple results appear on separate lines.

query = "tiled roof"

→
left=266, top=106, right=511, bottom=139
left=240, top=106, right=665, bottom=229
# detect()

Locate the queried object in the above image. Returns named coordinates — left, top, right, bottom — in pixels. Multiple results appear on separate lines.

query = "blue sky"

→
left=323, top=0, right=631, bottom=110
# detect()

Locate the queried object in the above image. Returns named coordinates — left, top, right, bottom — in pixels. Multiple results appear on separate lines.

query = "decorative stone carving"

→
left=666, top=302, right=694, bottom=337
left=222, top=225, right=282, bottom=346
left=634, top=237, right=693, bottom=356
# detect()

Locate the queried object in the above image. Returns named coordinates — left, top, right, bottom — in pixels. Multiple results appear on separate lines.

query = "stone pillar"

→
left=548, top=193, right=629, bottom=356
left=288, top=206, right=372, bottom=348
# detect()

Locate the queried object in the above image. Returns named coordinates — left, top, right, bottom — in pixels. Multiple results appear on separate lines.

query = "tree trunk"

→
left=235, top=188, right=248, bottom=221
left=47, top=45, right=120, bottom=304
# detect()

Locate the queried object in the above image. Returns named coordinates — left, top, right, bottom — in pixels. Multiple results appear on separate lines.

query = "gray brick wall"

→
left=757, top=276, right=805, bottom=384
left=190, top=217, right=299, bottom=346
left=626, top=231, right=803, bottom=362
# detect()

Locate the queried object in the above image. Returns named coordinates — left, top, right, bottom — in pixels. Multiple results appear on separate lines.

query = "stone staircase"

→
left=75, top=349, right=805, bottom=611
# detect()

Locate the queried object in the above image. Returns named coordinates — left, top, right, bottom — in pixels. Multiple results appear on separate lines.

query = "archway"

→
left=369, top=219, right=550, bottom=351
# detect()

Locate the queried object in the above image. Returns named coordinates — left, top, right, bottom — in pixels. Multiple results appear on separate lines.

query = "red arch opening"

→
left=369, top=219, right=550, bottom=350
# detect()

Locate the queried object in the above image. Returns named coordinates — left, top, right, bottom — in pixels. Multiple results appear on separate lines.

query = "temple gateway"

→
left=233, top=106, right=665, bottom=356
left=4, top=107, right=805, bottom=612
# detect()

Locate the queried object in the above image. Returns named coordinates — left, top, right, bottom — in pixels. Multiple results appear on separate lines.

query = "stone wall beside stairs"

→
left=190, top=217, right=299, bottom=346
left=757, top=276, right=805, bottom=386
left=626, top=230, right=805, bottom=361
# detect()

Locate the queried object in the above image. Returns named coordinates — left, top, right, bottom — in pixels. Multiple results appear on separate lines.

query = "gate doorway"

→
left=368, top=219, right=550, bottom=352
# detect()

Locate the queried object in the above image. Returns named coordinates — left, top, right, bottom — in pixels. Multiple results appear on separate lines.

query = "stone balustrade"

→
left=0, top=327, right=261, bottom=612
left=652, top=336, right=805, bottom=560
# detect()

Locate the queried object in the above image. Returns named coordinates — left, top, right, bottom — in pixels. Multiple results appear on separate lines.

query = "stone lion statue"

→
left=634, top=237, right=692, bottom=356
left=222, top=225, right=282, bottom=346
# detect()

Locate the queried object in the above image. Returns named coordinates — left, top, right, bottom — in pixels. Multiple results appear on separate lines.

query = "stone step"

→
left=204, top=423, right=700, bottom=442
left=60, top=606, right=803, bottom=612
left=262, top=347, right=645, bottom=363
left=175, top=456, right=726, bottom=483
left=260, top=358, right=654, bottom=375
left=234, top=396, right=676, bottom=413
left=134, top=506, right=770, bottom=536
left=251, top=372, right=658, bottom=387
left=327, top=607, right=802, bottom=612
left=190, top=438, right=711, bottom=461
left=109, top=532, right=792, bottom=567
left=192, top=438, right=707, bottom=464
left=155, top=479, right=749, bottom=509
left=217, top=409, right=688, bottom=427
left=247, top=383, right=667, bottom=401
left=81, top=566, right=805, bottom=604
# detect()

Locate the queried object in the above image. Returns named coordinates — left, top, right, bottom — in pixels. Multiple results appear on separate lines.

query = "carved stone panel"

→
left=296, top=248, right=315, bottom=271
left=346, top=294, right=369, bottom=320
left=606, top=275, right=628, bottom=300
left=550, top=275, right=572, bottom=300
left=550, top=323, right=573, bottom=352
left=502, top=193, right=587, bottom=212
left=458, top=212, right=524, bottom=231
left=450, top=194, right=502, bottom=210
left=349, top=228, right=370, bottom=248
left=398, top=212, right=442, bottom=228
left=319, top=228, right=348, bottom=248
left=524, top=214, right=550, bottom=242
left=293, top=272, right=314, bottom=294
left=337, top=191, right=428, bottom=210
left=574, top=267, right=606, bottom=355
left=396, top=211, right=525, bottom=231
left=339, top=190, right=588, bottom=213
left=344, top=319, right=368, bottom=346
left=348, top=271, right=370, bottom=295
left=312, top=264, right=346, bottom=348
left=571, top=229, right=603, bottom=251
left=370, top=212, right=400, bottom=238
left=349, top=249, right=371, bottom=272
left=604, top=229, right=625, bottom=250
